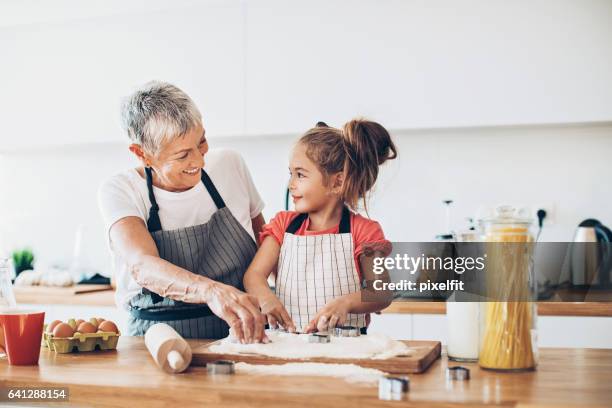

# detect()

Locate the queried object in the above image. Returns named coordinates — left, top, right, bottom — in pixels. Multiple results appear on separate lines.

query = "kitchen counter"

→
left=14, top=286, right=115, bottom=307
left=1, top=337, right=611, bottom=407
left=384, top=299, right=612, bottom=317
left=15, top=286, right=612, bottom=317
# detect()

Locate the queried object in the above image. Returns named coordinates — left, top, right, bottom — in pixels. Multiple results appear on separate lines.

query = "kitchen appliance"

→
left=570, top=219, right=612, bottom=289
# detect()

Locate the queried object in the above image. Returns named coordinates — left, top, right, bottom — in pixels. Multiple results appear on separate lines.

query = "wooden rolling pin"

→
left=144, top=323, right=192, bottom=373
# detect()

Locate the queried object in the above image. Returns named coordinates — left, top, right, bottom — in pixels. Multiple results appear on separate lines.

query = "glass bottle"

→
left=0, top=258, right=17, bottom=308
left=446, top=227, right=482, bottom=362
left=478, top=206, right=538, bottom=371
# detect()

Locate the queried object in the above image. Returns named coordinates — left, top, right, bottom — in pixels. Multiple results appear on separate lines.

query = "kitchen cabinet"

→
left=367, top=313, right=412, bottom=340
left=244, top=0, right=612, bottom=135
left=0, top=1, right=245, bottom=150
left=372, top=312, right=612, bottom=349
left=2, top=0, right=611, bottom=149
left=538, top=316, right=612, bottom=349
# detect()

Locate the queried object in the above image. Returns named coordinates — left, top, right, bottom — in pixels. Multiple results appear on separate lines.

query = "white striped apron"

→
left=275, top=207, right=367, bottom=332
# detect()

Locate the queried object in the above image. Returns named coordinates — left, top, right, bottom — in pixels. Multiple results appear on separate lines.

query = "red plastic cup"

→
left=0, top=308, right=45, bottom=365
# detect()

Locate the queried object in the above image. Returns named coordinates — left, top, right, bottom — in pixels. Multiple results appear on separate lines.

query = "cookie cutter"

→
left=378, top=375, right=409, bottom=400
left=332, top=325, right=361, bottom=337
left=308, top=332, right=331, bottom=343
left=207, top=360, right=235, bottom=375
left=446, top=366, right=470, bottom=381
left=270, top=327, right=303, bottom=335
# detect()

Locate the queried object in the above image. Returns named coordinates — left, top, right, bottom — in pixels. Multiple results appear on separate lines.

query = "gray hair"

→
left=120, top=81, right=202, bottom=155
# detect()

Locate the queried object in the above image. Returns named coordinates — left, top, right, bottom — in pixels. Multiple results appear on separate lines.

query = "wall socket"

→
left=532, top=203, right=556, bottom=226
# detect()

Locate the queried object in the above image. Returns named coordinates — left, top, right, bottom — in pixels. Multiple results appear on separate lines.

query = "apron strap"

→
left=338, top=206, right=351, bottom=234
left=285, top=206, right=351, bottom=234
left=200, top=169, right=226, bottom=209
left=144, top=167, right=162, bottom=232
left=144, top=167, right=227, bottom=233
left=285, top=213, right=308, bottom=234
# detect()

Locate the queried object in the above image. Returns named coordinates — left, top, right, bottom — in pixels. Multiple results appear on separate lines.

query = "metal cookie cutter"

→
left=207, top=360, right=235, bottom=375
left=378, top=375, right=410, bottom=401
left=332, top=325, right=361, bottom=337
left=446, top=366, right=470, bottom=381
left=308, top=332, right=331, bottom=343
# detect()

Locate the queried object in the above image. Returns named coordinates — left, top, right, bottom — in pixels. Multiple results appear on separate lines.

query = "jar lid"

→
left=482, top=205, right=533, bottom=225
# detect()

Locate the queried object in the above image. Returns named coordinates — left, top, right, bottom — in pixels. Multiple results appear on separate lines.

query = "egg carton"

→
left=43, top=330, right=120, bottom=353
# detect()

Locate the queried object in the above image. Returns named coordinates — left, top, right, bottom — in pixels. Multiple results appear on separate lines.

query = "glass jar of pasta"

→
left=478, top=206, right=538, bottom=371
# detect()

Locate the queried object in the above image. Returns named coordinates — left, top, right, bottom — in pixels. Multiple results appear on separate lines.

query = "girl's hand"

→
left=259, top=294, right=296, bottom=333
left=304, top=296, right=353, bottom=333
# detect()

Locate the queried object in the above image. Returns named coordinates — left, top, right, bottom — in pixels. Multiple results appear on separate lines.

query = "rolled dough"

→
left=209, top=331, right=412, bottom=360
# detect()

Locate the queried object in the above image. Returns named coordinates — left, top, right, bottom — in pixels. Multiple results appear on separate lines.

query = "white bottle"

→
left=446, top=301, right=480, bottom=362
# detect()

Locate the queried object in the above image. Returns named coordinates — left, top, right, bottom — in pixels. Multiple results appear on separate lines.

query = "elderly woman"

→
left=98, top=81, right=267, bottom=342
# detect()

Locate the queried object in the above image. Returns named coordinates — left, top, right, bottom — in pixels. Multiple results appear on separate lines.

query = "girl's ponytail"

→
left=341, top=119, right=397, bottom=211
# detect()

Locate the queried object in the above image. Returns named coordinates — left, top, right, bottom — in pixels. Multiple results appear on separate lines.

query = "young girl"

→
left=244, top=119, right=397, bottom=335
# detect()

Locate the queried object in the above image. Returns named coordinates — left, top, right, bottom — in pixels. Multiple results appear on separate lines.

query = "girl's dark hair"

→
left=298, top=118, right=397, bottom=211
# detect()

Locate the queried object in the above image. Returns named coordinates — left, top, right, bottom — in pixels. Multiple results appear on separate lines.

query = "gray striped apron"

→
left=127, top=167, right=257, bottom=339
left=275, top=207, right=367, bottom=333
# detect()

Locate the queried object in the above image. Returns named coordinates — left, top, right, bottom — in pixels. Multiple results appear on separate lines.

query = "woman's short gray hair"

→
left=121, top=81, right=202, bottom=155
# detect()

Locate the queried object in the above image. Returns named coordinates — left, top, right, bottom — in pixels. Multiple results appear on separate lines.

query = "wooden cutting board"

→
left=191, top=340, right=441, bottom=374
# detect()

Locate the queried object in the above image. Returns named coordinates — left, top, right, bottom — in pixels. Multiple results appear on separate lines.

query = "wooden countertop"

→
left=384, top=300, right=612, bottom=317
left=14, top=286, right=116, bottom=307
left=1, top=337, right=611, bottom=407
left=14, top=286, right=612, bottom=317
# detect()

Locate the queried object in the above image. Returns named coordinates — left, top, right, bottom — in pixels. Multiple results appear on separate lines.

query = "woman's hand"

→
left=204, top=281, right=268, bottom=344
left=259, top=294, right=296, bottom=333
left=304, top=295, right=353, bottom=333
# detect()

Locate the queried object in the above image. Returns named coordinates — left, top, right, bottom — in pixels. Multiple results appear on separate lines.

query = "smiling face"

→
left=139, top=125, right=208, bottom=192
left=288, top=142, right=342, bottom=213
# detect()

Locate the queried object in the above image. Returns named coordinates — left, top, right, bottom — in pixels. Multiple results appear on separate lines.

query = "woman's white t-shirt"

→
left=97, top=148, right=265, bottom=310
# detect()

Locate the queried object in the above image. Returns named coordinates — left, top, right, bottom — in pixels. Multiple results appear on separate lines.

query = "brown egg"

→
left=75, top=319, right=85, bottom=327
left=98, top=320, right=119, bottom=334
left=46, top=320, right=62, bottom=334
left=52, top=322, right=75, bottom=338
left=97, top=317, right=106, bottom=323
left=77, top=322, right=98, bottom=334
left=89, top=318, right=100, bottom=328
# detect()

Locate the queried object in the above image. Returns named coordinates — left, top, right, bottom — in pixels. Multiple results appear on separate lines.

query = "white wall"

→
left=1, top=122, right=611, bottom=276
left=1, top=0, right=612, bottom=150
left=0, top=1, right=610, bottom=276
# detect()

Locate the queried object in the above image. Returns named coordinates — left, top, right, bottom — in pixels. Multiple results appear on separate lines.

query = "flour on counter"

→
left=208, top=331, right=413, bottom=360
left=235, top=362, right=384, bottom=384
